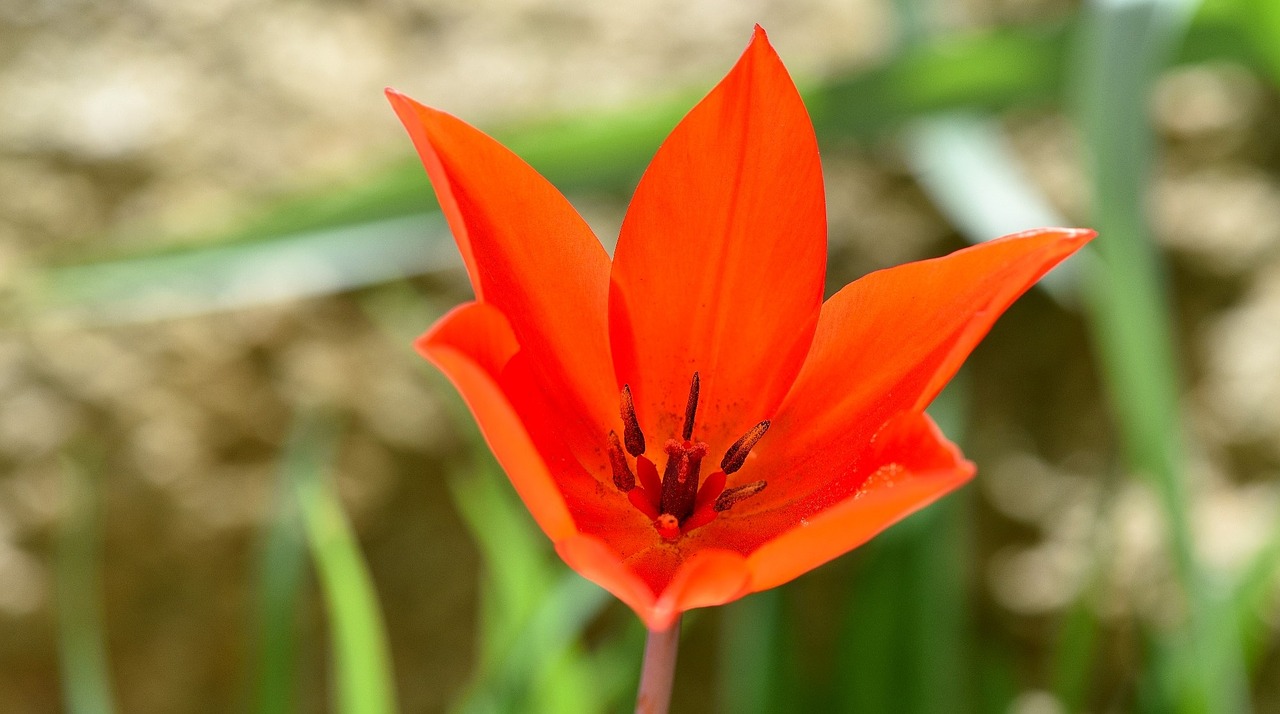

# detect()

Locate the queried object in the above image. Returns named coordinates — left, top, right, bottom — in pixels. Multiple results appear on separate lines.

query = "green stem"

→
left=635, top=617, right=682, bottom=714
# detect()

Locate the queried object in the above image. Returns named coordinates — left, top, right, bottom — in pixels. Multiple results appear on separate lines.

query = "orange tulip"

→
left=388, top=26, right=1093, bottom=632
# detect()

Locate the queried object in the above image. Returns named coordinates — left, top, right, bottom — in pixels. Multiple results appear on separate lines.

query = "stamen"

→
left=714, top=480, right=767, bottom=512
left=694, top=471, right=726, bottom=513
left=607, top=431, right=635, bottom=492
left=678, top=471, right=725, bottom=534
left=721, top=420, right=770, bottom=474
left=609, top=370, right=770, bottom=538
left=629, top=489, right=660, bottom=519
left=681, top=372, right=700, bottom=441
left=620, top=385, right=645, bottom=457
left=635, top=456, right=662, bottom=502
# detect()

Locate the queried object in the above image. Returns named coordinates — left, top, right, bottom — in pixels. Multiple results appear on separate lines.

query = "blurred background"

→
left=3, top=0, right=1280, bottom=711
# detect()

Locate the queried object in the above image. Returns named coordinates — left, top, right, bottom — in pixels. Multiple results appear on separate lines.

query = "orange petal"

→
left=608, top=26, right=825, bottom=450
left=746, top=412, right=974, bottom=592
left=753, top=227, right=1094, bottom=497
left=650, top=549, right=751, bottom=630
left=417, top=303, right=575, bottom=541
left=495, top=350, right=651, bottom=551
left=558, top=537, right=751, bottom=629
left=556, top=533, right=657, bottom=620
left=388, top=89, right=616, bottom=466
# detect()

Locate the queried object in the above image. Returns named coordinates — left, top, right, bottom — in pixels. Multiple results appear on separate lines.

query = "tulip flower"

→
left=388, top=25, right=1093, bottom=712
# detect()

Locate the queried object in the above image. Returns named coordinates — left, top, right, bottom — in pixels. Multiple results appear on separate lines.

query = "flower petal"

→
left=608, top=26, right=826, bottom=450
left=389, top=89, right=616, bottom=464
left=559, top=534, right=751, bottom=630
left=417, top=302, right=575, bottom=540
left=753, top=227, right=1094, bottom=497
left=650, top=549, right=751, bottom=629
left=556, top=534, right=657, bottom=621
left=746, top=412, right=974, bottom=592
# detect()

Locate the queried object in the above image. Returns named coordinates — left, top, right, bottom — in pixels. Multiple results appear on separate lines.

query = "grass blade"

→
left=1074, top=0, right=1249, bottom=710
left=56, top=454, right=116, bottom=714
left=448, top=456, right=618, bottom=714
left=717, top=591, right=783, bottom=714
left=36, top=214, right=453, bottom=326
left=23, top=12, right=1266, bottom=327
left=249, top=432, right=313, bottom=714
left=290, top=412, right=398, bottom=714
left=903, top=113, right=1081, bottom=303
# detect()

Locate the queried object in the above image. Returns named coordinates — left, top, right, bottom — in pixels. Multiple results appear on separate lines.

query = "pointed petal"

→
left=752, top=228, right=1094, bottom=496
left=746, top=412, right=973, bottom=592
left=608, top=27, right=825, bottom=449
left=389, top=89, right=616, bottom=459
left=417, top=302, right=575, bottom=540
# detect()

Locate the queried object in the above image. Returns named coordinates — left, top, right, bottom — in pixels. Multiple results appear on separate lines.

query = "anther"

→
left=714, top=480, right=767, bottom=512
left=681, top=372, right=700, bottom=441
left=620, top=385, right=645, bottom=457
left=607, top=431, right=635, bottom=492
left=720, top=420, right=770, bottom=474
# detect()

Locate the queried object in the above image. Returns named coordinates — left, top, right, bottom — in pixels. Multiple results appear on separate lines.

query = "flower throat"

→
left=607, top=372, right=768, bottom=541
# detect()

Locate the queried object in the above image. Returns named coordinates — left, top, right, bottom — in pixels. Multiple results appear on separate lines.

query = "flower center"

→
left=607, top=372, right=768, bottom=541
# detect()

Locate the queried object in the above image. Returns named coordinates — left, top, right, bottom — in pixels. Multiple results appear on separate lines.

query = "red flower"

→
left=388, top=27, right=1093, bottom=631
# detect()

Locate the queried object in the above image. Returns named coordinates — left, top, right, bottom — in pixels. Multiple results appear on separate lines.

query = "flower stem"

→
left=635, top=616, right=681, bottom=714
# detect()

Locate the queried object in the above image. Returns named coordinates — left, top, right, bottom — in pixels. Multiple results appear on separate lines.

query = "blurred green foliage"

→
left=41, top=0, right=1280, bottom=711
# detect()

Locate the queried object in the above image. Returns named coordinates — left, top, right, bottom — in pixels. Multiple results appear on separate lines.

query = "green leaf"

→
left=24, top=11, right=1268, bottom=327
left=249, top=430, right=313, bottom=714
left=448, top=442, right=622, bottom=714
left=717, top=591, right=783, bottom=714
left=290, top=412, right=399, bottom=714
left=56, top=453, right=117, bottom=714
left=1073, top=0, right=1249, bottom=710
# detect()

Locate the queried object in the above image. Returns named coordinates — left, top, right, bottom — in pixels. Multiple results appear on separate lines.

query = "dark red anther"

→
left=620, top=385, right=645, bottom=457
left=714, top=480, right=767, bottom=512
left=681, top=372, right=700, bottom=441
left=721, top=420, right=770, bottom=474
left=610, top=371, right=768, bottom=538
left=607, top=431, right=636, bottom=492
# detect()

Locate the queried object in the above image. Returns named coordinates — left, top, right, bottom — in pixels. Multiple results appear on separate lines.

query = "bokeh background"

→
left=4, top=0, right=1280, bottom=711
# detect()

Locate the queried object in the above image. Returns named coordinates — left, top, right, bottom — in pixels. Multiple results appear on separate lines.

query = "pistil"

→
left=659, top=439, right=708, bottom=522
left=607, top=374, right=771, bottom=540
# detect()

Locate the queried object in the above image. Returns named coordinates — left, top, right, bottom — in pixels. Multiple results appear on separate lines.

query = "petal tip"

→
left=384, top=86, right=415, bottom=110
left=1005, top=226, right=1098, bottom=244
left=746, top=24, right=780, bottom=62
left=1048, top=226, right=1098, bottom=243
